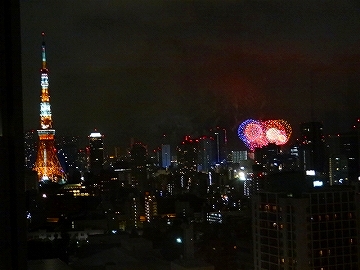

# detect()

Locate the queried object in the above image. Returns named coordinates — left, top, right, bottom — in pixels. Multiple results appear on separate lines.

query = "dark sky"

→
left=20, top=0, right=360, bottom=151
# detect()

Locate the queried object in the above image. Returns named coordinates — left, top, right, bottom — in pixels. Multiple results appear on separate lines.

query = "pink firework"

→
left=238, top=119, right=292, bottom=150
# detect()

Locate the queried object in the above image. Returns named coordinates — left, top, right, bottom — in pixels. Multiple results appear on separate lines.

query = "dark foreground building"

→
left=252, top=171, right=359, bottom=270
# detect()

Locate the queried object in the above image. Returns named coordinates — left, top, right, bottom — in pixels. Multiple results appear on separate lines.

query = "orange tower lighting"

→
left=33, top=32, right=66, bottom=183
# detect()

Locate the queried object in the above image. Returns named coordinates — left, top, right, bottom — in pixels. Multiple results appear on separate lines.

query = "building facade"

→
left=299, top=122, right=326, bottom=174
left=252, top=172, right=359, bottom=270
left=88, top=131, right=104, bottom=175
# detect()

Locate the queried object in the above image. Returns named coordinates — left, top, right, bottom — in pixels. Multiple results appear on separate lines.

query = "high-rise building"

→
left=177, top=136, right=198, bottom=175
left=326, top=119, right=360, bottom=185
left=161, top=144, right=171, bottom=169
left=57, top=135, right=79, bottom=173
left=209, top=127, right=227, bottom=164
left=197, top=136, right=215, bottom=173
left=328, top=153, right=348, bottom=186
left=254, top=144, right=300, bottom=174
left=144, top=193, right=158, bottom=222
left=299, top=122, right=326, bottom=174
left=252, top=171, right=359, bottom=270
left=130, top=142, right=147, bottom=189
left=127, top=196, right=141, bottom=229
left=254, top=143, right=281, bottom=172
left=33, top=33, right=66, bottom=183
left=231, top=150, right=248, bottom=163
left=327, top=134, right=350, bottom=186
left=88, top=131, right=104, bottom=175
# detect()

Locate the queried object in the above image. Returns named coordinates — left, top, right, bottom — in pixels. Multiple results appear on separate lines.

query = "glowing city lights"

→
left=237, top=119, right=292, bottom=150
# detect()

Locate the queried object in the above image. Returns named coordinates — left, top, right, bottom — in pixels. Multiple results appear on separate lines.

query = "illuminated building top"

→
left=89, top=132, right=102, bottom=138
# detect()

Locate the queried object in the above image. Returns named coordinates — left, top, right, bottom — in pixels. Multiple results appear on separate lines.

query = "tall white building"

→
left=88, top=131, right=104, bottom=175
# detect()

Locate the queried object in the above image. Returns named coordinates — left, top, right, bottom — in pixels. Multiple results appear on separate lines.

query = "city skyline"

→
left=20, top=1, right=360, bottom=150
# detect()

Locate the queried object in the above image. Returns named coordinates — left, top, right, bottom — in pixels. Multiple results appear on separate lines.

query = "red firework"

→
left=238, top=119, right=292, bottom=150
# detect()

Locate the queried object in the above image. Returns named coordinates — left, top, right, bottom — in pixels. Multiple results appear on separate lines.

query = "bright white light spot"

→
left=176, top=237, right=182, bottom=244
left=313, top=180, right=323, bottom=187
left=306, top=170, right=316, bottom=176
left=90, top=132, right=102, bottom=137
left=239, top=171, right=246, bottom=181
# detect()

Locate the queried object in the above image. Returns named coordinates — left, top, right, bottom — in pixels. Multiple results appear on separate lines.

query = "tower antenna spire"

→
left=41, top=32, right=47, bottom=70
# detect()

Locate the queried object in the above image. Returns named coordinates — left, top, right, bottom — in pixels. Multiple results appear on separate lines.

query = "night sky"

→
left=20, top=1, right=360, bottom=151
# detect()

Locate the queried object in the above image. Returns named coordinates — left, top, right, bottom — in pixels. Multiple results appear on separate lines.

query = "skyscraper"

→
left=299, top=122, right=326, bottom=174
left=177, top=136, right=198, bottom=174
left=209, top=127, right=227, bottom=164
left=144, top=192, right=158, bottom=222
left=130, top=141, right=147, bottom=190
left=161, top=144, right=171, bottom=169
left=326, top=119, right=360, bottom=185
left=34, top=33, right=66, bottom=183
left=197, top=136, right=215, bottom=173
left=88, top=131, right=104, bottom=175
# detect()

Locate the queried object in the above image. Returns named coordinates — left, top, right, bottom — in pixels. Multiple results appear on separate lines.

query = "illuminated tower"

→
left=34, top=33, right=66, bottom=183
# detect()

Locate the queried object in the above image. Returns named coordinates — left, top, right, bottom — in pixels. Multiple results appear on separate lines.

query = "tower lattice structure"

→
left=34, top=33, right=66, bottom=183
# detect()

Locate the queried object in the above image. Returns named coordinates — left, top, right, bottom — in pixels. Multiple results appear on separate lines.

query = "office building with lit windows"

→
left=252, top=171, right=359, bottom=270
left=231, top=150, right=248, bottom=163
left=209, top=127, right=227, bottom=164
left=88, top=131, right=104, bottom=175
left=177, top=136, right=198, bottom=175
left=299, top=122, right=326, bottom=174
left=130, top=142, right=147, bottom=189
left=197, top=136, right=215, bottom=173
left=326, top=121, right=360, bottom=185
left=144, top=193, right=158, bottom=222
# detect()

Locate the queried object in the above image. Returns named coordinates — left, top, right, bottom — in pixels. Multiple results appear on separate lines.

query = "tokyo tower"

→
left=33, top=33, right=66, bottom=183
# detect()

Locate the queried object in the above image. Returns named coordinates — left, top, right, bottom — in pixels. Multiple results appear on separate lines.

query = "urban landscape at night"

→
left=1, top=1, right=360, bottom=270
left=21, top=34, right=360, bottom=269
